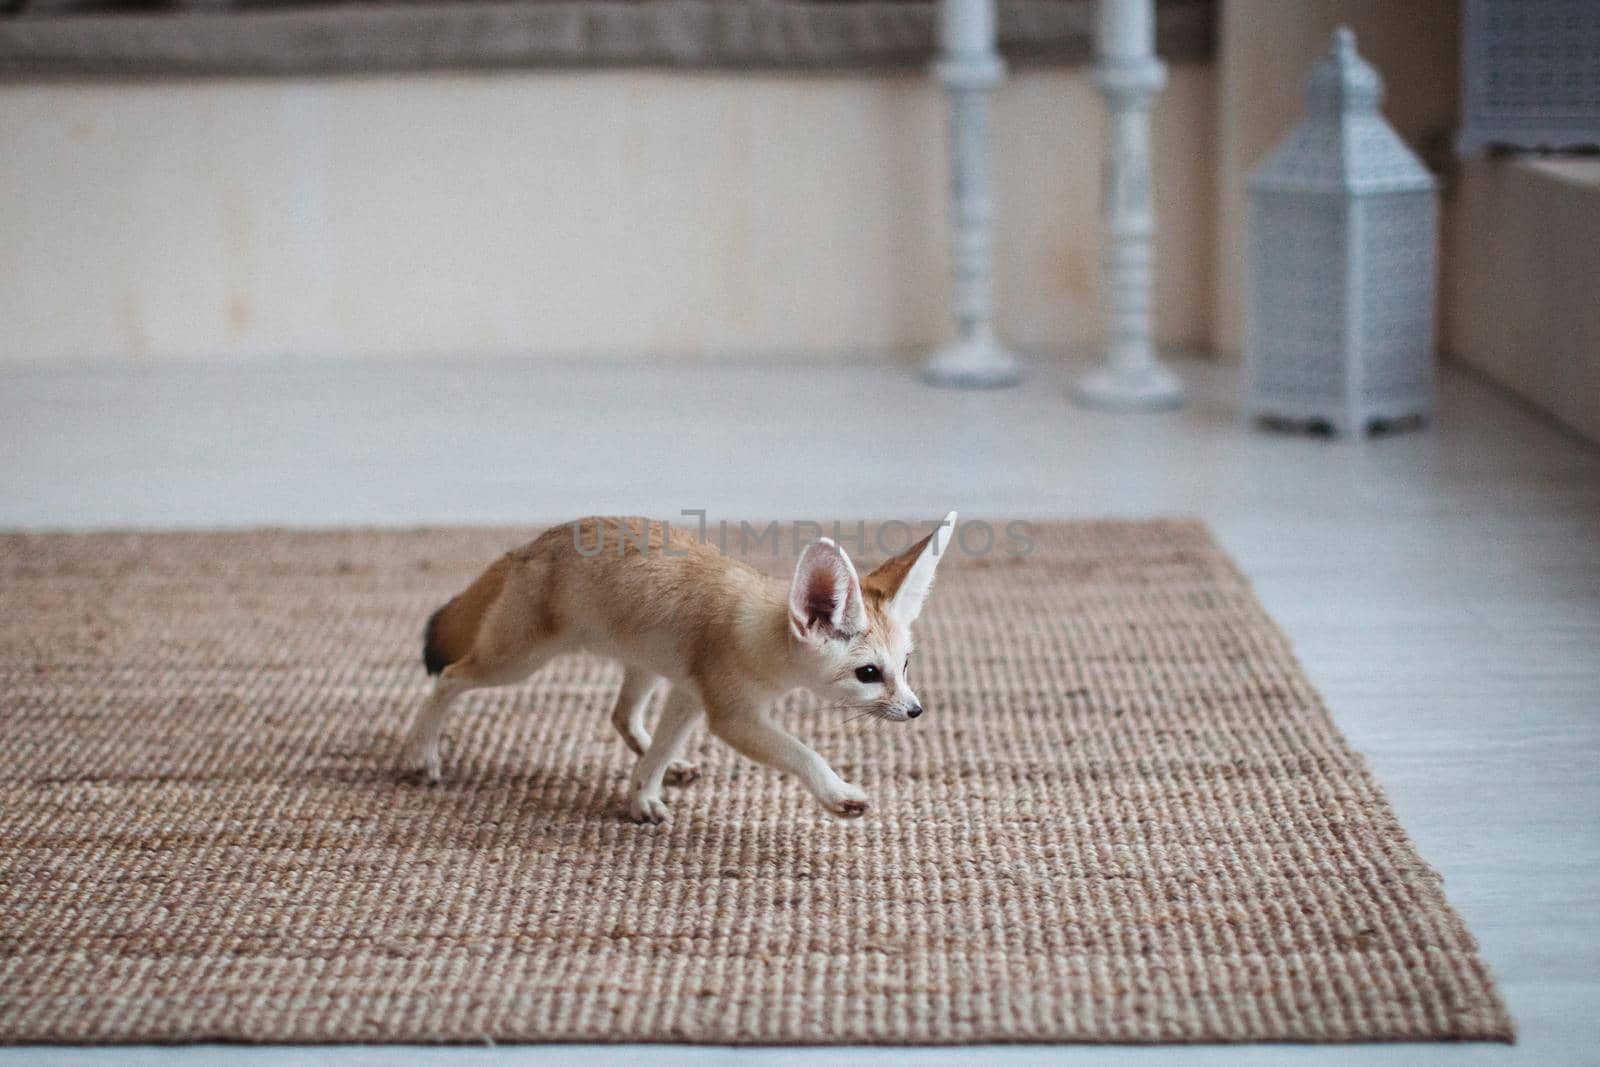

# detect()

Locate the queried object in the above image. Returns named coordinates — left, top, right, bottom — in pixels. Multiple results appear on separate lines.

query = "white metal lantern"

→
left=1244, top=28, right=1439, bottom=436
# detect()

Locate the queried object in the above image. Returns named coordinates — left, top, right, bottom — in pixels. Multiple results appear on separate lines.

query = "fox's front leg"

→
left=628, top=685, right=704, bottom=824
left=708, top=705, right=868, bottom=818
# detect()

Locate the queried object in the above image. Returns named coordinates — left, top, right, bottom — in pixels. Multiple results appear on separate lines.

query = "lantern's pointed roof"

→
left=1250, top=28, right=1437, bottom=194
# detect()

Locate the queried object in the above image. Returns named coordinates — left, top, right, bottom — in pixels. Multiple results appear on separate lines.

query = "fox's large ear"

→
left=862, top=511, right=957, bottom=626
left=789, top=538, right=867, bottom=641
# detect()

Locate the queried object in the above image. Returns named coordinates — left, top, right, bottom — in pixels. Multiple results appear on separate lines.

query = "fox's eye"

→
left=854, top=664, right=882, bottom=684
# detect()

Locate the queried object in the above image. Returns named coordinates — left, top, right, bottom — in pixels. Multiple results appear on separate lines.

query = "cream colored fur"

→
left=402, top=513, right=956, bottom=823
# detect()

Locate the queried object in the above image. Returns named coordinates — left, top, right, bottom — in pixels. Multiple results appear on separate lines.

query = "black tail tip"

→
left=422, top=606, right=448, bottom=676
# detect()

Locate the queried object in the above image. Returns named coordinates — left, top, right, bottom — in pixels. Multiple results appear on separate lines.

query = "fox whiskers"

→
left=812, top=697, right=874, bottom=725
left=839, top=703, right=892, bottom=727
left=819, top=699, right=871, bottom=725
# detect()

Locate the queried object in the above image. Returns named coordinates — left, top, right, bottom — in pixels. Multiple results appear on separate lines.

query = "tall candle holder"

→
left=1071, top=0, right=1185, bottom=412
left=921, top=0, right=1021, bottom=388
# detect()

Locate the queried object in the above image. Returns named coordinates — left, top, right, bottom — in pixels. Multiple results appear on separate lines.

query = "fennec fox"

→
left=402, top=513, right=956, bottom=824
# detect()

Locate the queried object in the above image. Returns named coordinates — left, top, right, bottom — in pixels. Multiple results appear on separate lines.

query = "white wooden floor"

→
left=3, top=353, right=1598, bottom=1067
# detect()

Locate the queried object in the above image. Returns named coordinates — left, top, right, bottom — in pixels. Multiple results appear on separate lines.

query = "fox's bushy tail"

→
left=422, top=555, right=511, bottom=675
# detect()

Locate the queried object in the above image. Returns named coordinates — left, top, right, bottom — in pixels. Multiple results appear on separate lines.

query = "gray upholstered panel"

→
left=0, top=0, right=1214, bottom=75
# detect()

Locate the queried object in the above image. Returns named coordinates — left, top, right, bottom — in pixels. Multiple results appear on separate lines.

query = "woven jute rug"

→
left=0, top=522, right=1512, bottom=1045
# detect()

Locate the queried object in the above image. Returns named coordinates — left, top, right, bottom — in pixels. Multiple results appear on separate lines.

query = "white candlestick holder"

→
left=1072, top=0, right=1184, bottom=412
left=921, top=0, right=1021, bottom=389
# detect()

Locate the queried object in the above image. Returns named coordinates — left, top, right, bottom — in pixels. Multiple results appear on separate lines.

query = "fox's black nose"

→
left=906, top=704, right=923, bottom=719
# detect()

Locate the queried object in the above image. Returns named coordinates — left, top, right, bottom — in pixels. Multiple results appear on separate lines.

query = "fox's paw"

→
left=629, top=791, right=671, bottom=825
left=822, top=784, right=870, bottom=819
left=402, top=740, right=441, bottom=784
left=664, top=761, right=700, bottom=787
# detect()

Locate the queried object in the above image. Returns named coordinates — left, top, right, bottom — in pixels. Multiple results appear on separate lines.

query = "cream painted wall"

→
left=1443, top=159, right=1600, bottom=447
left=1212, top=0, right=1459, bottom=359
left=0, top=67, right=1213, bottom=366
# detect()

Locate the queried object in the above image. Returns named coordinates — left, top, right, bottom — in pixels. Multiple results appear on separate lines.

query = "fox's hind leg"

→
left=403, top=671, right=473, bottom=783
left=405, top=559, right=561, bottom=782
left=403, top=647, right=554, bottom=782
